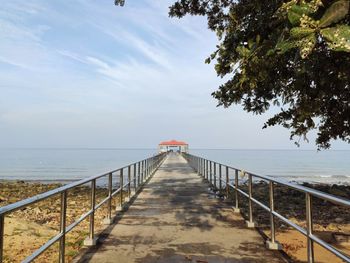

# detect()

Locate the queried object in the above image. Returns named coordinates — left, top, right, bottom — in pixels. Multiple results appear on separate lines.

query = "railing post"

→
left=150, top=158, right=153, bottom=175
left=84, top=179, right=97, bottom=246
left=197, top=157, right=200, bottom=175
left=206, top=160, right=208, bottom=181
left=245, top=174, right=255, bottom=228
left=138, top=162, right=141, bottom=187
left=141, top=161, right=144, bottom=183
left=270, top=182, right=276, bottom=243
left=266, top=182, right=281, bottom=250
left=119, top=169, right=123, bottom=209
left=145, top=159, right=148, bottom=179
left=0, top=214, right=4, bottom=263
left=134, top=163, right=137, bottom=193
left=209, top=161, right=212, bottom=187
left=150, top=158, right=154, bottom=175
left=219, top=164, right=222, bottom=191
left=201, top=158, right=203, bottom=177
left=202, top=159, right=205, bottom=177
left=233, top=170, right=240, bottom=213
left=226, top=166, right=229, bottom=199
left=103, top=173, right=113, bottom=225
left=214, top=162, right=217, bottom=190
left=128, top=165, right=131, bottom=201
left=306, top=193, right=314, bottom=263
left=59, top=191, right=67, bottom=263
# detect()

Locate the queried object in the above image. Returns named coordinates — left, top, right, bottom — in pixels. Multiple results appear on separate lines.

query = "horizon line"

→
left=1, top=147, right=349, bottom=151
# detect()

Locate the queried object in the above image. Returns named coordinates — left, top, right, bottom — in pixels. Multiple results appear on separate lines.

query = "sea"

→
left=0, top=148, right=349, bottom=185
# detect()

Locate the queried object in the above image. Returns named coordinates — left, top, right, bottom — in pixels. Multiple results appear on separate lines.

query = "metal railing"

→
left=183, top=153, right=350, bottom=263
left=0, top=152, right=166, bottom=263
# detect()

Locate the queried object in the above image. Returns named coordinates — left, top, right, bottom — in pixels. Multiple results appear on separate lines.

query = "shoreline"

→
left=1, top=176, right=350, bottom=187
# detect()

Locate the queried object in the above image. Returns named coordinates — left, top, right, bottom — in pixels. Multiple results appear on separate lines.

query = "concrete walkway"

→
left=76, top=153, right=285, bottom=263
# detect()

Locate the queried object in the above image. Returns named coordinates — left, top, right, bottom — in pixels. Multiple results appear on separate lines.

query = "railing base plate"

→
left=116, top=206, right=123, bottom=212
left=232, top=208, right=241, bottom=213
left=245, top=220, right=256, bottom=228
left=84, top=237, right=98, bottom=246
left=266, top=240, right=282, bottom=250
left=102, top=218, right=113, bottom=225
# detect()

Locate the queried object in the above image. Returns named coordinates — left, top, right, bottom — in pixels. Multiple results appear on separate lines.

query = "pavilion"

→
left=158, top=140, right=189, bottom=153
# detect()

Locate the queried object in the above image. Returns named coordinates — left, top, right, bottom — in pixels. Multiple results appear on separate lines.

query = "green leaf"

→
left=288, top=6, right=303, bottom=25
left=298, top=34, right=317, bottom=58
left=236, top=46, right=250, bottom=57
left=287, top=4, right=315, bottom=25
left=256, top=34, right=261, bottom=44
left=275, top=40, right=299, bottom=54
left=319, top=0, right=349, bottom=28
left=248, top=39, right=254, bottom=49
left=290, top=27, right=315, bottom=39
left=321, top=25, right=350, bottom=52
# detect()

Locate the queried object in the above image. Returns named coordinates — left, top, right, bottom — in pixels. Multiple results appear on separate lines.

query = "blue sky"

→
left=0, top=0, right=349, bottom=149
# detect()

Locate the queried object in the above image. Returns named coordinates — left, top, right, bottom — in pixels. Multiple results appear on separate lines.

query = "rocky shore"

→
left=0, top=180, right=349, bottom=263
left=0, top=181, right=124, bottom=263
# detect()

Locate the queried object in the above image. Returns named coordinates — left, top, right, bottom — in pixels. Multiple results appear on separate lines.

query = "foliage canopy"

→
left=117, top=0, right=350, bottom=149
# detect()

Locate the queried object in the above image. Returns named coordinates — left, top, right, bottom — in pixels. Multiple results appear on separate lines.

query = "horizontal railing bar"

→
left=228, top=184, right=270, bottom=212
left=272, top=212, right=307, bottom=236
left=228, top=184, right=249, bottom=199
left=236, top=188, right=249, bottom=198
left=195, top=158, right=350, bottom=208
left=95, top=196, right=110, bottom=211
left=65, top=209, right=93, bottom=234
left=310, top=233, right=350, bottom=262
left=23, top=232, right=63, bottom=263
left=22, top=193, right=120, bottom=262
left=247, top=172, right=350, bottom=207
left=111, top=188, right=121, bottom=197
left=0, top=157, right=158, bottom=216
left=229, top=180, right=310, bottom=243
left=0, top=175, right=107, bottom=215
left=250, top=197, right=270, bottom=212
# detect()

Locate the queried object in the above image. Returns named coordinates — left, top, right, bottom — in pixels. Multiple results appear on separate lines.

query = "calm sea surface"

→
left=0, top=149, right=349, bottom=184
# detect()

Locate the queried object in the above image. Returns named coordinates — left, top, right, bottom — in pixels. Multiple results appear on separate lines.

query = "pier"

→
left=0, top=152, right=349, bottom=263
left=75, top=153, right=283, bottom=262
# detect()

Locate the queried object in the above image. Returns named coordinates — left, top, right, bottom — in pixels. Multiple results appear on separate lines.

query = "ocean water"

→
left=0, top=149, right=155, bottom=182
left=192, top=149, right=350, bottom=185
left=0, top=149, right=349, bottom=184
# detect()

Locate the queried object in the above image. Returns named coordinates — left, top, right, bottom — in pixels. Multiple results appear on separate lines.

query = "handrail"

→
left=183, top=153, right=350, bottom=263
left=0, top=152, right=167, bottom=263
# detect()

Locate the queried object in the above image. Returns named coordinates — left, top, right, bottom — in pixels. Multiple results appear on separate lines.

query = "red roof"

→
left=159, top=140, right=188, bottom=146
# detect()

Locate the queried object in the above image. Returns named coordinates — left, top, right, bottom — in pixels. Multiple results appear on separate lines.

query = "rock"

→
left=0, top=195, right=7, bottom=202
left=333, top=233, right=350, bottom=245
left=334, top=217, right=344, bottom=223
left=33, top=207, right=41, bottom=215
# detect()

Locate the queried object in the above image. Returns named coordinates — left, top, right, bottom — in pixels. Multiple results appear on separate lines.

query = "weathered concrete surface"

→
left=75, top=153, right=285, bottom=263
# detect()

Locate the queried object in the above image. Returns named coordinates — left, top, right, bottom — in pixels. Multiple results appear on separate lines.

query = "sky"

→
left=0, top=0, right=349, bottom=150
